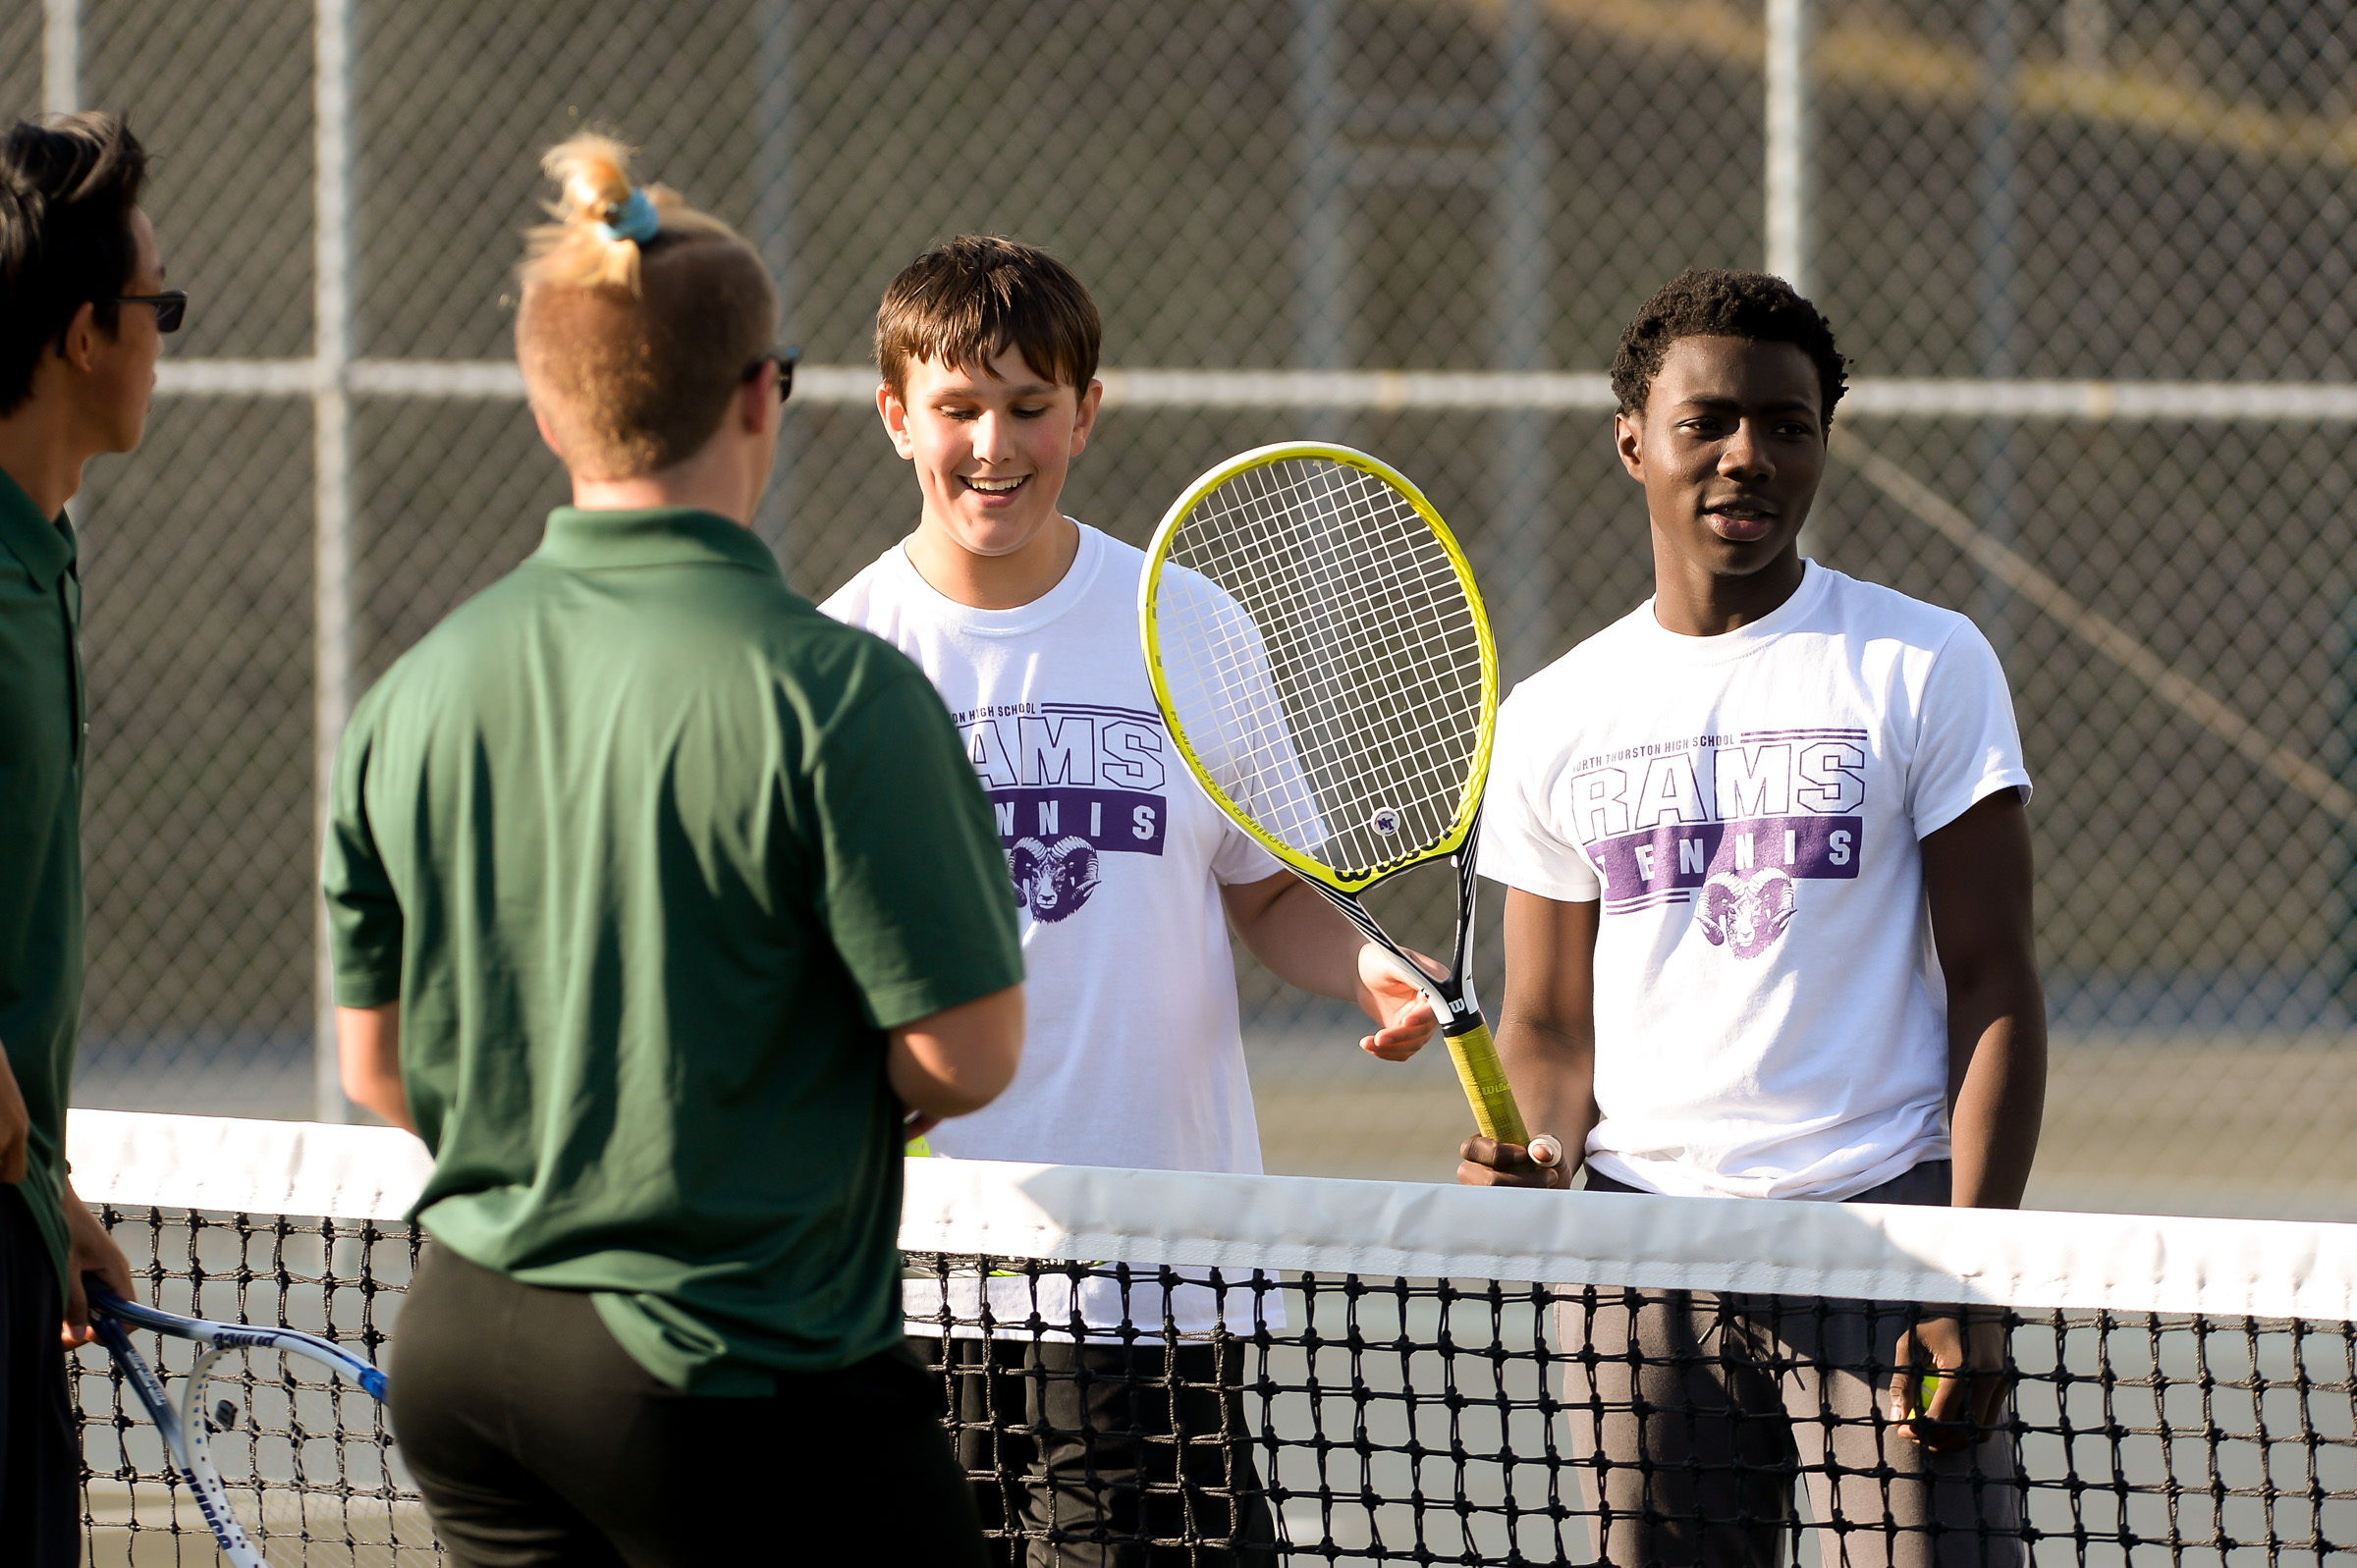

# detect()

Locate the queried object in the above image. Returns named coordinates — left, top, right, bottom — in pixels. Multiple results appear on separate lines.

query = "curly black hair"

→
left=1610, top=269, right=1847, bottom=429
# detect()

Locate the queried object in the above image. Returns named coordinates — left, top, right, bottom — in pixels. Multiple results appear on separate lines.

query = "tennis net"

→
left=69, top=1108, right=2357, bottom=1565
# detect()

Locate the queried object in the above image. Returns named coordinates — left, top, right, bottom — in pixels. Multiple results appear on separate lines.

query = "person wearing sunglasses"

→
left=325, top=135, right=1020, bottom=1568
left=0, top=111, right=177, bottom=1567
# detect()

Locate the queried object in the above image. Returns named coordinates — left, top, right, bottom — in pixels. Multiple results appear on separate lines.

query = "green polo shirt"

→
left=0, top=469, right=84, bottom=1290
left=323, top=506, right=1021, bottom=1393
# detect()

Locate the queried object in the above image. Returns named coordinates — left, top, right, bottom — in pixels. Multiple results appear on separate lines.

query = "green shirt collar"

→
left=0, top=468, right=76, bottom=591
left=531, top=507, right=781, bottom=577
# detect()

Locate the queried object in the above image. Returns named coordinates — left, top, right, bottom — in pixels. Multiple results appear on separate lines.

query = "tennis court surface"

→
left=70, top=1109, right=2357, bottom=1564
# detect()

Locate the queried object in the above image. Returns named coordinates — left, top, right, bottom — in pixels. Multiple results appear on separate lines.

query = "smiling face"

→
left=881, top=344, right=1103, bottom=567
left=1616, top=333, right=1825, bottom=626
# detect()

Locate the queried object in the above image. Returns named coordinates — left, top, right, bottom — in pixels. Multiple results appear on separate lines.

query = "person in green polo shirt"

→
left=323, top=135, right=1024, bottom=1568
left=0, top=113, right=158, bottom=1565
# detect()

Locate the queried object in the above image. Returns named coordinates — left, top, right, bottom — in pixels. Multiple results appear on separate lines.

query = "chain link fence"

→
left=17, top=0, right=2356, bottom=1217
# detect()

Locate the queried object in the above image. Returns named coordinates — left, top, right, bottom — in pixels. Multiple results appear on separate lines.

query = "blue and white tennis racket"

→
left=86, top=1284, right=389, bottom=1568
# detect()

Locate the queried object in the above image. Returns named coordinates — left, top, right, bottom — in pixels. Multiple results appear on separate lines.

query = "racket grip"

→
left=1443, top=1019, right=1531, bottom=1149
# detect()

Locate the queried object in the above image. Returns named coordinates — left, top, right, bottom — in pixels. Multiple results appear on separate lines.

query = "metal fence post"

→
left=754, top=0, right=796, bottom=562
left=1765, top=0, right=1819, bottom=561
left=312, top=0, right=355, bottom=1122
left=1494, top=0, right=1553, bottom=681
left=42, top=0, right=78, bottom=115
left=1764, top=0, right=1813, bottom=299
left=1973, top=0, right=2020, bottom=670
left=1291, top=0, right=1347, bottom=379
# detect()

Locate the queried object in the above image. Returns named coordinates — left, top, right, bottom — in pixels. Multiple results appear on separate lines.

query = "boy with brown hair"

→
left=824, top=235, right=1438, bottom=1565
left=326, top=139, right=1024, bottom=1568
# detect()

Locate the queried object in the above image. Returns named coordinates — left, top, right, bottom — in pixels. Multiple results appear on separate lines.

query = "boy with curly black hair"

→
left=1461, top=269, right=2046, bottom=1567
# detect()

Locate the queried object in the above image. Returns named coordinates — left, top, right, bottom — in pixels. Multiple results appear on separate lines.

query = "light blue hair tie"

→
left=594, top=189, right=660, bottom=244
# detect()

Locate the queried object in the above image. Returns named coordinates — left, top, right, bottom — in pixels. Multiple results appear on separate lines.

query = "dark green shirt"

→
left=0, top=469, right=84, bottom=1289
left=323, top=507, right=1021, bottom=1392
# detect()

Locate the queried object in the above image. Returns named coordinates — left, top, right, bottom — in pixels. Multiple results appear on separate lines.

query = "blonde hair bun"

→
left=515, top=126, right=776, bottom=481
left=526, top=133, right=734, bottom=294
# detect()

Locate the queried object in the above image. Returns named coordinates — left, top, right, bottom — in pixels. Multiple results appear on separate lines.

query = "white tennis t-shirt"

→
left=823, top=523, right=1284, bottom=1174
left=1480, top=563, right=2031, bottom=1200
left=824, top=524, right=1286, bottom=1337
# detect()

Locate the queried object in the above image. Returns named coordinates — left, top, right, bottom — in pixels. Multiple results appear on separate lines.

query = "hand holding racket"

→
left=85, top=1281, right=390, bottom=1567
left=1140, top=442, right=1545, bottom=1153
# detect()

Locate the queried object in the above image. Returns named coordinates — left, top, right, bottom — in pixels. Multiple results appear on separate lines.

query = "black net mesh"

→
left=75, top=1201, right=2357, bottom=1565
left=78, top=1205, right=428, bottom=1563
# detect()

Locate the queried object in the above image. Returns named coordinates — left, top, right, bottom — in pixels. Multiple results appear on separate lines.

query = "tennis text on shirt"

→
left=959, top=699, right=1169, bottom=922
left=1568, top=728, right=1866, bottom=957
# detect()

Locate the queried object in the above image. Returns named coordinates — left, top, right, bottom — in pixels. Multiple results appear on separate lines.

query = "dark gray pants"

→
left=919, top=1334, right=1277, bottom=1567
left=1562, top=1162, right=2026, bottom=1568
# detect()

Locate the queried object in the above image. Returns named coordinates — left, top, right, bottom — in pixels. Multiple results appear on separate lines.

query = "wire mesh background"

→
left=10, top=0, right=2357, bottom=1217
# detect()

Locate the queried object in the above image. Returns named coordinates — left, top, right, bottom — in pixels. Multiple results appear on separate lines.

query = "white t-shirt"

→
left=823, top=523, right=1286, bottom=1336
left=1479, top=563, right=2031, bottom=1201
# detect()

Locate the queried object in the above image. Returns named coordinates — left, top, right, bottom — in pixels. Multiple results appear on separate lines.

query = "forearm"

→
left=1228, top=877, right=1362, bottom=1000
left=336, top=1003, right=411, bottom=1132
left=1946, top=972, right=2047, bottom=1208
left=1921, top=792, right=2046, bottom=1210
left=889, top=984, right=1024, bottom=1119
left=60, top=1162, right=135, bottom=1334
left=1459, top=890, right=1601, bottom=1186
left=1495, top=1010, right=1600, bottom=1167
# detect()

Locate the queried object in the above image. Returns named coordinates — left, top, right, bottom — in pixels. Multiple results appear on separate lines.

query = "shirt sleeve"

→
left=1210, top=817, right=1284, bottom=886
left=1476, top=687, right=1603, bottom=903
left=1908, top=619, right=2034, bottom=838
left=321, top=694, right=406, bottom=1008
left=809, top=661, right=1024, bottom=1032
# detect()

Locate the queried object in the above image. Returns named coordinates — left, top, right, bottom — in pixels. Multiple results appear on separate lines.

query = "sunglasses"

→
left=113, top=291, right=189, bottom=334
left=743, top=345, right=799, bottom=404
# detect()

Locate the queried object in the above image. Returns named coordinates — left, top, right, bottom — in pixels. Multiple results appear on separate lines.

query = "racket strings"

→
left=1159, top=458, right=1486, bottom=879
left=1176, top=468, right=1480, bottom=843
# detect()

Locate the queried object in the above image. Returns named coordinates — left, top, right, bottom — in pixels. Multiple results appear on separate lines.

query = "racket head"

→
left=88, top=1312, right=266, bottom=1566
left=1141, top=442, right=1499, bottom=894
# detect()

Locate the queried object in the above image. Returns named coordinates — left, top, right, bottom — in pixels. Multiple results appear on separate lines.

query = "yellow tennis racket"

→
left=1139, top=442, right=1531, bottom=1148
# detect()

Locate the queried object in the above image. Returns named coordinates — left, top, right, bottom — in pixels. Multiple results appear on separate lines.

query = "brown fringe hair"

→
left=874, top=236, right=1100, bottom=400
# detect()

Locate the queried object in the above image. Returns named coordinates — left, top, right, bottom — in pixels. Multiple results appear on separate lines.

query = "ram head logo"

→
left=1009, top=835, right=1103, bottom=923
left=1694, top=867, right=1796, bottom=960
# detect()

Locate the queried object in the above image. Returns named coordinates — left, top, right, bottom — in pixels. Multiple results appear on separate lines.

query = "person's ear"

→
left=57, top=301, right=99, bottom=373
left=1614, top=410, right=1645, bottom=482
left=1067, top=378, right=1105, bottom=459
left=877, top=382, right=916, bottom=459
left=530, top=405, right=568, bottom=463
left=738, top=363, right=776, bottom=438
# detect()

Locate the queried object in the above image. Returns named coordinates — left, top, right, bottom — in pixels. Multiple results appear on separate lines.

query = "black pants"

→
left=0, top=1185, right=75, bottom=1568
left=921, top=1334, right=1278, bottom=1567
left=390, top=1244, right=987, bottom=1568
